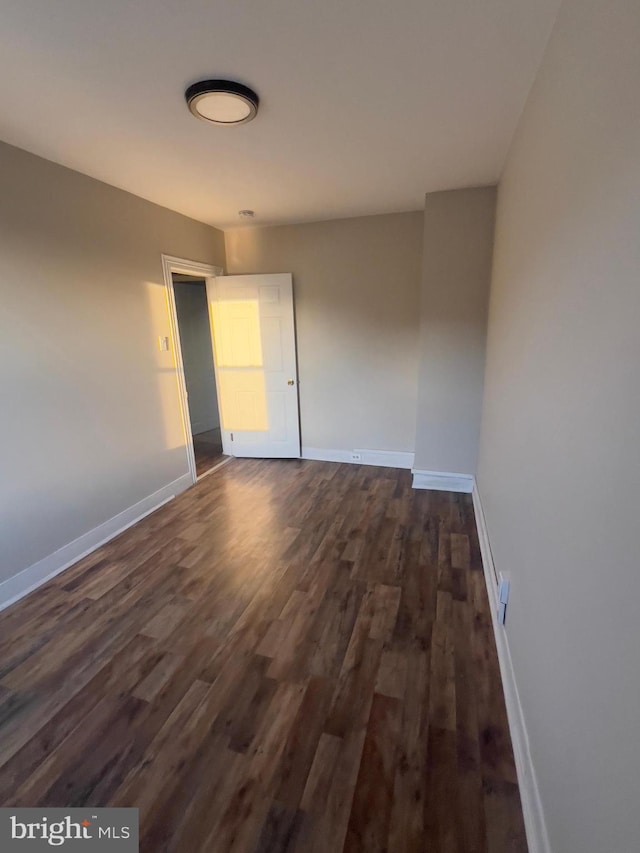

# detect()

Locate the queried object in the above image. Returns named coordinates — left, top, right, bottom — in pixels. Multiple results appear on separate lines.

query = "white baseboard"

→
left=0, top=473, right=193, bottom=613
left=411, top=469, right=474, bottom=493
left=472, top=483, right=551, bottom=853
left=301, top=447, right=414, bottom=469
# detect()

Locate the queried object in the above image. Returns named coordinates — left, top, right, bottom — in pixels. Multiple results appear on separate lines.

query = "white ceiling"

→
left=0, top=0, right=560, bottom=229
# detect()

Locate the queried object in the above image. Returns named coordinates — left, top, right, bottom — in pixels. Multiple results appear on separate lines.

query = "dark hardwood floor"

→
left=0, top=459, right=526, bottom=852
left=193, top=427, right=225, bottom=477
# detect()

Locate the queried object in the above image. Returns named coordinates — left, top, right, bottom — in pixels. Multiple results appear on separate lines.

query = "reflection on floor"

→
left=0, top=459, right=527, bottom=851
left=192, top=427, right=225, bottom=477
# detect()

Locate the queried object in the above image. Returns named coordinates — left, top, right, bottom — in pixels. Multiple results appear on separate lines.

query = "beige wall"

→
left=477, top=1, right=640, bottom=850
left=225, top=212, right=424, bottom=454
left=0, top=141, right=225, bottom=583
left=414, top=187, right=496, bottom=474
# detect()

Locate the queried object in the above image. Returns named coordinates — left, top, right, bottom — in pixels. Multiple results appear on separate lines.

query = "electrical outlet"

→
left=350, top=452, right=362, bottom=462
left=497, top=573, right=510, bottom=625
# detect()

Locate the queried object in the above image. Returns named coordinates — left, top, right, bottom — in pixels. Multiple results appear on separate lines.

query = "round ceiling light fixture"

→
left=185, top=79, right=259, bottom=126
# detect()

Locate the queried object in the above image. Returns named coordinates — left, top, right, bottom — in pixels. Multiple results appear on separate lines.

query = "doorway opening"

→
left=161, top=255, right=226, bottom=484
left=163, top=255, right=301, bottom=478
left=171, top=273, right=226, bottom=479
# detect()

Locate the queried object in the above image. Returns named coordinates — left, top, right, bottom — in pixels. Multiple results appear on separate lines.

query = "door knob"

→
left=287, top=379, right=295, bottom=386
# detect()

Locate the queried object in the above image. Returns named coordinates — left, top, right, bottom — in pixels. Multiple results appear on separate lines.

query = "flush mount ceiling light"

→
left=185, top=80, right=259, bottom=126
left=238, top=209, right=255, bottom=218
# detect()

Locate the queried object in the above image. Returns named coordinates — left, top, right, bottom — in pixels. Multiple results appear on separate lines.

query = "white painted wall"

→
left=414, top=187, right=496, bottom=476
left=173, top=280, right=219, bottom=435
left=476, top=1, right=640, bottom=850
left=0, top=140, right=225, bottom=587
left=225, top=212, right=424, bottom=456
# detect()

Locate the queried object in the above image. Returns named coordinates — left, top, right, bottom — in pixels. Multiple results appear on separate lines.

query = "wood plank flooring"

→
left=193, top=427, right=225, bottom=477
left=0, top=459, right=527, bottom=852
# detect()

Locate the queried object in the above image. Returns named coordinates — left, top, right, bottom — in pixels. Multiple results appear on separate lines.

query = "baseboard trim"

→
left=301, top=447, right=414, bottom=469
left=472, top=483, right=551, bottom=853
left=0, top=473, right=193, bottom=613
left=411, top=469, right=474, bottom=493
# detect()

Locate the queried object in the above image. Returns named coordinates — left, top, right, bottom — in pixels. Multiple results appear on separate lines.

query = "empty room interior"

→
left=0, top=1, right=638, bottom=851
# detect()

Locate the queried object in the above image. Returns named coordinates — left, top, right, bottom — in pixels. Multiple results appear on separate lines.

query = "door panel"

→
left=206, top=273, right=301, bottom=458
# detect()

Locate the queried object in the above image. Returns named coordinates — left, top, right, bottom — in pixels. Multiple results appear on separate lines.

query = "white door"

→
left=205, top=273, right=301, bottom=458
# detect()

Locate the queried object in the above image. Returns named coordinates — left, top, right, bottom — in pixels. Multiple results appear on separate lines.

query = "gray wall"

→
left=476, top=1, right=640, bottom=850
left=0, top=140, right=225, bottom=583
left=225, top=212, right=424, bottom=454
left=414, top=187, right=496, bottom=474
left=173, top=281, right=220, bottom=435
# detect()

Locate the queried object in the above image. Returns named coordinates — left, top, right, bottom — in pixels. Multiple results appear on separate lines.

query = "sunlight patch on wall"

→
left=145, top=280, right=186, bottom=451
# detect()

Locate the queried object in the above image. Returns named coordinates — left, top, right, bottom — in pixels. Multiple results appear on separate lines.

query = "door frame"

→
left=161, top=254, right=224, bottom=484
